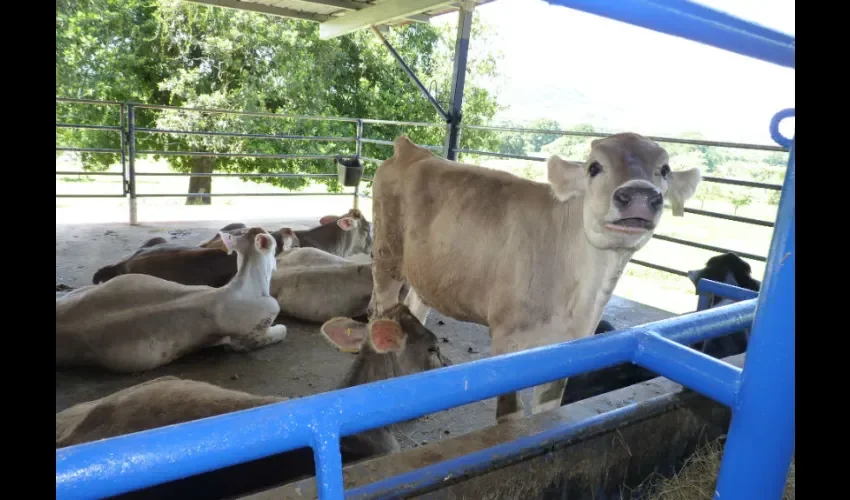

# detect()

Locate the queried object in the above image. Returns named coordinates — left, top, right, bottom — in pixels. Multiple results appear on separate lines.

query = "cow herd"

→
left=56, top=132, right=761, bottom=495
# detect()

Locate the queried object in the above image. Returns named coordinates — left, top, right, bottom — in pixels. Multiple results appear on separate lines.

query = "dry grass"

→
left=630, top=436, right=795, bottom=500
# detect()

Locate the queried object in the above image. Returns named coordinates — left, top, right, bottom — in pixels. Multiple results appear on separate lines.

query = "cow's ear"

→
left=547, top=156, right=587, bottom=202
left=320, top=317, right=367, bottom=353
left=337, top=216, right=356, bottom=231
left=219, top=232, right=237, bottom=254
left=666, top=167, right=702, bottom=217
left=368, top=319, right=406, bottom=353
left=319, top=215, right=338, bottom=225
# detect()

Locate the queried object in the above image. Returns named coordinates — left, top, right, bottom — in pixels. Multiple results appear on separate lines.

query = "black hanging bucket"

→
left=336, top=155, right=363, bottom=187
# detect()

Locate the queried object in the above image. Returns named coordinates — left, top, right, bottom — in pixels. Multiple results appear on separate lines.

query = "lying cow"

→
left=560, top=252, right=761, bottom=405
left=201, top=210, right=371, bottom=259
left=57, top=227, right=294, bottom=373
left=367, top=133, right=700, bottom=422
left=92, top=225, right=297, bottom=287
left=270, top=247, right=373, bottom=323
left=294, top=207, right=373, bottom=258
left=56, top=304, right=450, bottom=499
left=270, top=247, right=411, bottom=324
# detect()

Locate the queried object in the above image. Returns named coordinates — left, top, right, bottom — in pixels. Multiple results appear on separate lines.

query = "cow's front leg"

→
left=532, top=378, right=568, bottom=414
left=372, top=260, right=404, bottom=316
left=228, top=324, right=287, bottom=352
left=403, top=286, right=431, bottom=325
left=492, top=333, right=525, bottom=423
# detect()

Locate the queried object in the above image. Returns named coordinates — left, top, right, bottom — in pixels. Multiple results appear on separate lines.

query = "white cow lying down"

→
left=367, top=133, right=701, bottom=422
left=56, top=227, right=296, bottom=373
left=271, top=247, right=408, bottom=324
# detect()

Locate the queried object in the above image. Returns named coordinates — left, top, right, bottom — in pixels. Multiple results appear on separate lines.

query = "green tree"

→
left=526, top=118, right=561, bottom=152
left=730, top=192, right=753, bottom=215
left=541, top=123, right=596, bottom=159
left=56, top=0, right=502, bottom=204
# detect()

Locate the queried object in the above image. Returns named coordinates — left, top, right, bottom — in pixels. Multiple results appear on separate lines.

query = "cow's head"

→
left=218, top=226, right=280, bottom=275
left=319, top=208, right=373, bottom=256
left=547, top=132, right=701, bottom=251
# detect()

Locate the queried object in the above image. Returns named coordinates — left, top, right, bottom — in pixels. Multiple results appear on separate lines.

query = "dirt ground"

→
left=55, top=218, right=675, bottom=450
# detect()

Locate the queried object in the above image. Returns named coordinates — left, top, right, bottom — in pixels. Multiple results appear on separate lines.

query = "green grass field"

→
left=56, top=153, right=779, bottom=315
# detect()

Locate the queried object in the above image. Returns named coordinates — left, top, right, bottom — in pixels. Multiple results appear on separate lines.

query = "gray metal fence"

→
left=56, top=97, right=788, bottom=280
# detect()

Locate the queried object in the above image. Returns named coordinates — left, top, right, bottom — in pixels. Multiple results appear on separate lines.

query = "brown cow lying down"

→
left=92, top=224, right=297, bottom=287
left=200, top=208, right=372, bottom=259
left=57, top=228, right=294, bottom=373
left=56, top=304, right=450, bottom=500
left=367, top=133, right=701, bottom=423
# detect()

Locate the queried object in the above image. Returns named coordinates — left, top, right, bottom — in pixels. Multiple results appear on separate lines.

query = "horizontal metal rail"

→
left=135, top=127, right=357, bottom=142
left=56, top=194, right=126, bottom=198
left=136, top=192, right=348, bottom=198
left=56, top=97, right=123, bottom=106
left=56, top=299, right=756, bottom=500
left=56, top=147, right=122, bottom=154
left=454, top=148, right=784, bottom=190
left=55, top=171, right=125, bottom=177
left=134, top=172, right=338, bottom=178
left=701, top=175, right=782, bottom=191
left=359, top=137, right=443, bottom=151
left=132, top=103, right=359, bottom=123
left=56, top=123, right=123, bottom=131
left=683, top=207, right=774, bottom=227
left=697, top=278, right=760, bottom=302
left=134, top=150, right=339, bottom=160
left=630, top=258, right=688, bottom=277
left=360, top=118, right=445, bottom=127
left=458, top=127, right=788, bottom=152
left=651, top=234, right=766, bottom=262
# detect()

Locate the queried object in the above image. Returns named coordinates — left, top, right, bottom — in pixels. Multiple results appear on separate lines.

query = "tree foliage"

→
left=56, top=0, right=503, bottom=203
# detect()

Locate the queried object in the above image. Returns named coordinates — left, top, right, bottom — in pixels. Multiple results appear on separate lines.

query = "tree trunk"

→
left=186, top=156, right=214, bottom=205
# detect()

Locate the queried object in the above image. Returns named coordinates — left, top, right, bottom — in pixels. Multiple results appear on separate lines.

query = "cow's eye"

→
left=660, top=164, right=671, bottom=178
left=588, top=161, right=602, bottom=177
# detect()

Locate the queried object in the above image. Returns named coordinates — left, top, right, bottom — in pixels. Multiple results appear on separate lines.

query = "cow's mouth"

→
left=605, top=218, right=655, bottom=234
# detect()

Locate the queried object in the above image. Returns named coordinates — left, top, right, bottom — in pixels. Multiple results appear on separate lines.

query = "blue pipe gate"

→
left=55, top=1, right=795, bottom=499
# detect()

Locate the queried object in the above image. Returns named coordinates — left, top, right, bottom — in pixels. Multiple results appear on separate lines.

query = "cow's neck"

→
left=557, top=204, right=635, bottom=329
left=220, top=251, right=273, bottom=297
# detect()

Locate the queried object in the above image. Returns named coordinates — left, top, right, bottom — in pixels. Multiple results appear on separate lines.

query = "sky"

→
left=432, top=0, right=795, bottom=145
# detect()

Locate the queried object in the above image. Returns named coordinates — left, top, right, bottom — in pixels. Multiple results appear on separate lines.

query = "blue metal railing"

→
left=56, top=1, right=795, bottom=499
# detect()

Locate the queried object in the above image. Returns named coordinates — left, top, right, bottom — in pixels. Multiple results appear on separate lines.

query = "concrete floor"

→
left=55, top=218, right=676, bottom=450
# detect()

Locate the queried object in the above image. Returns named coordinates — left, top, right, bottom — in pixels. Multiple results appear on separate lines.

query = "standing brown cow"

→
left=368, top=133, right=701, bottom=422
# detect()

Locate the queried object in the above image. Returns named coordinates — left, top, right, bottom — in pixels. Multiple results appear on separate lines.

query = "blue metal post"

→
left=714, top=122, right=794, bottom=499
left=312, top=426, right=345, bottom=499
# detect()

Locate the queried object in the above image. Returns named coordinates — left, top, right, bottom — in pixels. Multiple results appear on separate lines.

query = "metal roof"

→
left=186, top=0, right=494, bottom=39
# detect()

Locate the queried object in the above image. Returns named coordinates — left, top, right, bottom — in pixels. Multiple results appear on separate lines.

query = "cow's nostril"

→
left=649, top=192, right=663, bottom=209
left=613, top=190, right=632, bottom=208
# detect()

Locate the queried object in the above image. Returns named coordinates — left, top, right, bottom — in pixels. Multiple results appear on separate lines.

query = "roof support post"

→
left=370, top=26, right=449, bottom=121
left=442, top=2, right=474, bottom=160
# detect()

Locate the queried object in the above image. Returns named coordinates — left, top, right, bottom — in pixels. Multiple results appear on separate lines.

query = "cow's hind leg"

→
left=228, top=325, right=288, bottom=352
left=531, top=379, right=568, bottom=415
